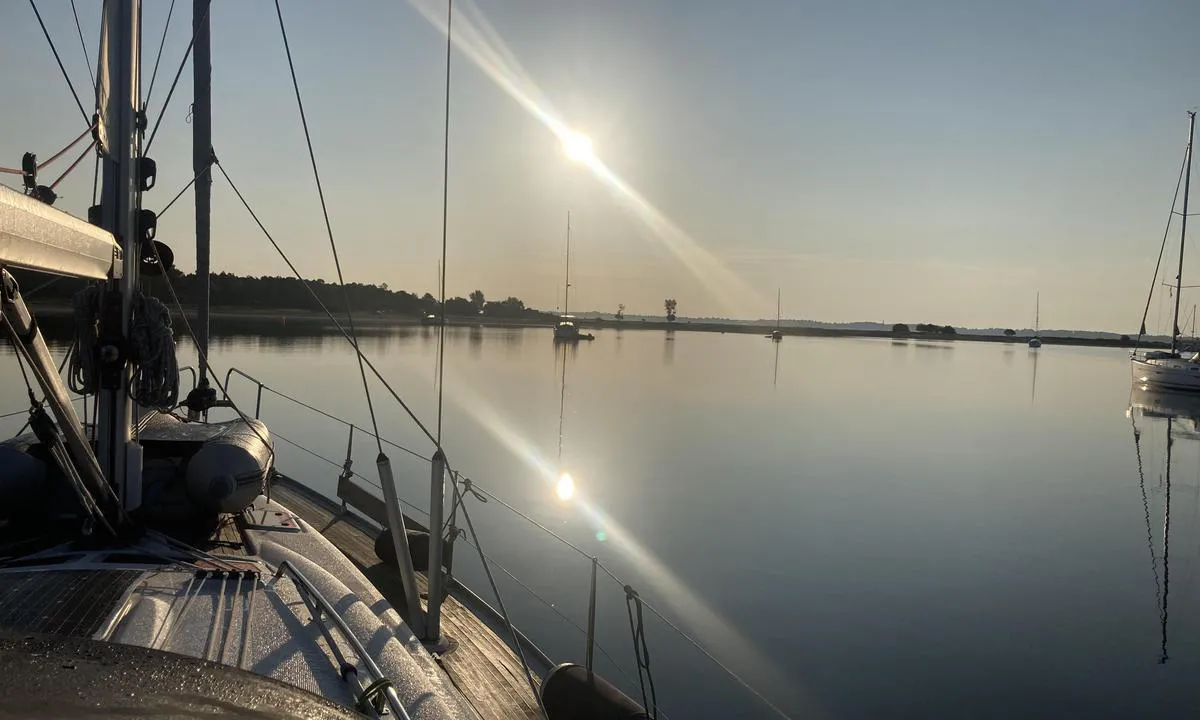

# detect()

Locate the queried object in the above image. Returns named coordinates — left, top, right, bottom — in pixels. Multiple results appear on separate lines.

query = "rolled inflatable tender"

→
left=542, top=662, right=648, bottom=720
left=185, top=419, right=272, bottom=513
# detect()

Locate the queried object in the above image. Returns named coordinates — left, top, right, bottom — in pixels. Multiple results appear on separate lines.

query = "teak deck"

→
left=269, top=477, right=541, bottom=720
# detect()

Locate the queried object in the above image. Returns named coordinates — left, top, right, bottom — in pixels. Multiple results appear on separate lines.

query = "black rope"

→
left=144, top=1, right=209, bottom=154
left=1137, top=148, right=1189, bottom=346
left=624, top=585, right=658, bottom=718
left=143, top=0, right=177, bottom=109
left=29, top=0, right=91, bottom=126
left=69, top=0, right=94, bottom=88
left=272, top=0, right=382, bottom=456
left=436, top=0, right=453, bottom=443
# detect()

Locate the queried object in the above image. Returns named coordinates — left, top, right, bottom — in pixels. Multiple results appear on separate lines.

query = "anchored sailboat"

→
left=553, top=211, right=594, bottom=342
left=1132, top=112, right=1200, bottom=391
left=768, top=289, right=783, bottom=342
left=1028, top=293, right=1042, bottom=348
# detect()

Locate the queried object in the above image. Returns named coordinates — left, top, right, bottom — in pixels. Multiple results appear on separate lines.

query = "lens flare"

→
left=555, top=472, right=575, bottom=501
left=561, top=131, right=594, bottom=164
left=406, top=0, right=764, bottom=318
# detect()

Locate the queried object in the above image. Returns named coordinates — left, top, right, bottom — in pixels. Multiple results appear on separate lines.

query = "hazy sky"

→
left=2, top=1, right=1199, bottom=332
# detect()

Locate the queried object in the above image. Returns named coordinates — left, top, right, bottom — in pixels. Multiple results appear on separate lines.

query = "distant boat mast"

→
left=563, top=211, right=572, bottom=317
left=1171, top=111, right=1195, bottom=354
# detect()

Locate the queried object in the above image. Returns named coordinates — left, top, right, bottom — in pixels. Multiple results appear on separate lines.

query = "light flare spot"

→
left=556, top=472, right=576, bottom=501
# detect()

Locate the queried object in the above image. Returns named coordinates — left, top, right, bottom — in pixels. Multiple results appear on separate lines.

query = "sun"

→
left=561, top=130, right=594, bottom=164
left=555, top=472, right=576, bottom=501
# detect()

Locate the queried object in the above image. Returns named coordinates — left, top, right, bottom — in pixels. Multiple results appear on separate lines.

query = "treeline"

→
left=10, top=269, right=554, bottom=320
left=892, top=323, right=956, bottom=335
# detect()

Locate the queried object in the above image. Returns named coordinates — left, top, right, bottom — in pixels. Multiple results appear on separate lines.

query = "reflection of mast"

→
left=773, top=341, right=780, bottom=388
left=1160, top=418, right=1172, bottom=665
left=556, top=345, right=568, bottom=465
left=1030, top=346, right=1039, bottom=404
left=1131, top=411, right=1171, bottom=665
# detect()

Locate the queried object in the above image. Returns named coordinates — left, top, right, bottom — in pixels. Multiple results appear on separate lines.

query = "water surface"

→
left=2, top=326, right=1195, bottom=719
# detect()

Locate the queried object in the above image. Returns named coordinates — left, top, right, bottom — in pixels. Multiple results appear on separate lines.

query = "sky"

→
left=1, top=0, right=1199, bottom=333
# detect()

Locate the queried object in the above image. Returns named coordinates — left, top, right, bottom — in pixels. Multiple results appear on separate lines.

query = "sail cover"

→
left=0, top=186, right=119, bottom=280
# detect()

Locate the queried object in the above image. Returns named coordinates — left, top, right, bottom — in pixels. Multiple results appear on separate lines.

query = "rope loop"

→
left=354, top=676, right=393, bottom=714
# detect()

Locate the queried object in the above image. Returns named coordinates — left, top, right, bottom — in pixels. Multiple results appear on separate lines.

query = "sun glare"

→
left=555, top=472, right=576, bottom=501
left=561, top=130, right=594, bottom=164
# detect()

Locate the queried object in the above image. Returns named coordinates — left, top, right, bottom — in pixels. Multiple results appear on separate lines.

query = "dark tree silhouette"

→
left=616, top=303, right=625, bottom=321
left=892, top=323, right=909, bottom=335
left=664, top=298, right=677, bottom=322
left=1003, top=328, right=1016, bottom=337
left=8, top=269, right=554, bottom=321
left=941, top=325, right=956, bottom=335
left=469, top=290, right=485, bottom=315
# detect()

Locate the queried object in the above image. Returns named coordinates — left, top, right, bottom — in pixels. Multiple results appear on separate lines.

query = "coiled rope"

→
left=69, top=285, right=179, bottom=410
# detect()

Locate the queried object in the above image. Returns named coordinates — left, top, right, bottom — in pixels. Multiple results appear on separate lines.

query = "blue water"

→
left=2, top=326, right=1195, bottom=718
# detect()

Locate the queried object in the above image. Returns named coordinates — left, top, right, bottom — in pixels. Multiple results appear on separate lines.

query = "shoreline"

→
left=29, top=304, right=1157, bottom=349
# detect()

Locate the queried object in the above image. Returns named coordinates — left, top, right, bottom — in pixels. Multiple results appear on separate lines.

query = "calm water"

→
left=3, top=326, right=1198, bottom=718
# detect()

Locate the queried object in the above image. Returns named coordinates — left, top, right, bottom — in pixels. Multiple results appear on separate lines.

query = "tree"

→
left=892, top=323, right=909, bottom=335
left=664, top=298, right=677, bottom=322
left=941, top=325, right=956, bottom=335
left=469, top=289, right=485, bottom=315
left=1003, top=328, right=1016, bottom=337
left=616, top=303, right=625, bottom=321
left=1120, top=334, right=1132, bottom=345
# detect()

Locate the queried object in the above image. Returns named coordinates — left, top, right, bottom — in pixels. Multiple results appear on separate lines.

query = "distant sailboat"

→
left=1028, top=292, right=1042, bottom=348
left=554, top=212, right=594, bottom=342
left=767, top=289, right=783, bottom=341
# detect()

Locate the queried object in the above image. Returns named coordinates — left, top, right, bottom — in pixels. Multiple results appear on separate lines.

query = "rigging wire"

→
left=214, top=162, right=442, bottom=456
left=68, top=0, right=94, bottom=86
left=144, top=2, right=210, bottom=154
left=272, top=0, right=382, bottom=456
left=157, top=159, right=213, bottom=219
left=143, top=0, right=177, bottom=109
left=1137, top=146, right=1189, bottom=347
left=142, top=241, right=275, bottom=462
left=452, top=482, right=549, bottom=719
left=596, top=563, right=796, bottom=720
left=28, top=0, right=91, bottom=126
left=436, top=0, right=453, bottom=444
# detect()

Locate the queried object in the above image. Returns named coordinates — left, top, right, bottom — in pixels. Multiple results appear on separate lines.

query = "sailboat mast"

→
left=95, top=0, right=143, bottom=506
left=776, top=288, right=781, bottom=329
left=563, top=211, right=571, bottom=316
left=193, top=0, right=212, bottom=384
left=1171, top=112, right=1195, bottom=354
left=1035, top=292, right=1039, bottom=333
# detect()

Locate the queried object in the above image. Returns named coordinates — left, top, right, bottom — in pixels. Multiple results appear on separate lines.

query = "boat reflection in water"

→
left=1126, top=385, right=1200, bottom=664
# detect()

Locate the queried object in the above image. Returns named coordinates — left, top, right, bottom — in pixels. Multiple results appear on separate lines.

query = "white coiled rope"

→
left=69, top=285, right=179, bottom=411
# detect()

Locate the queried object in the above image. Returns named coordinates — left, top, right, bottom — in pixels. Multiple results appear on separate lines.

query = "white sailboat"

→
left=1028, top=293, right=1042, bottom=348
left=1132, top=112, right=1200, bottom=391
left=553, top=212, right=594, bottom=342
left=768, top=289, right=783, bottom=342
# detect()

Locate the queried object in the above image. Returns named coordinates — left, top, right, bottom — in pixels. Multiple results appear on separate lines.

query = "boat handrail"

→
left=272, top=560, right=412, bottom=720
left=219, top=366, right=793, bottom=719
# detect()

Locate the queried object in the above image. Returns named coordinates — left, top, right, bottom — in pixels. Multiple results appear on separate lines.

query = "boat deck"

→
left=269, top=477, right=541, bottom=720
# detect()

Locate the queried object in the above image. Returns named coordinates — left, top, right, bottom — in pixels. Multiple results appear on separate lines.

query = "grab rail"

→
left=273, top=560, right=411, bottom=720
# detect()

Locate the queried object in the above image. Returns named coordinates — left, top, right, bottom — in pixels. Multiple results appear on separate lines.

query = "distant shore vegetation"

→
left=12, top=269, right=556, bottom=320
